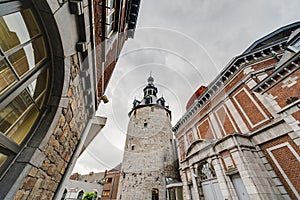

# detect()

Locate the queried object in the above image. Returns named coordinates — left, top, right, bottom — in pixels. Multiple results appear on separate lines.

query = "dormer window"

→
left=288, top=38, right=300, bottom=53
left=145, top=96, right=152, bottom=104
left=292, top=39, right=300, bottom=50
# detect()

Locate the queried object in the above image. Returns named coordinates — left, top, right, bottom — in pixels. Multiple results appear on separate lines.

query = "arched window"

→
left=145, top=96, right=152, bottom=104
left=197, top=161, right=216, bottom=181
left=152, top=188, right=159, bottom=200
left=0, top=1, right=50, bottom=176
left=61, top=189, right=67, bottom=200
left=77, top=190, right=85, bottom=199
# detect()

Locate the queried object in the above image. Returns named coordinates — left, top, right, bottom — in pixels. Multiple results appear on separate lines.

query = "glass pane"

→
left=107, top=12, right=115, bottom=25
left=107, top=0, right=115, bottom=9
left=8, top=37, right=46, bottom=77
left=7, top=102, right=39, bottom=144
left=0, top=153, right=8, bottom=167
left=0, top=90, right=33, bottom=134
left=35, top=94, right=46, bottom=109
left=0, top=59, right=17, bottom=93
left=0, top=9, right=40, bottom=52
left=27, top=70, right=48, bottom=100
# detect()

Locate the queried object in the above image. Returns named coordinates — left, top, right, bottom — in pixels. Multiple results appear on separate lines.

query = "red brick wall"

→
left=94, top=0, right=129, bottom=97
left=231, top=85, right=272, bottom=131
left=215, top=106, right=237, bottom=136
left=101, top=172, right=120, bottom=200
left=268, top=69, right=300, bottom=108
left=261, top=136, right=300, bottom=200
left=197, top=118, right=215, bottom=139
left=234, top=88, right=265, bottom=125
left=187, top=131, right=195, bottom=144
left=178, top=138, right=186, bottom=161
left=292, top=110, right=300, bottom=128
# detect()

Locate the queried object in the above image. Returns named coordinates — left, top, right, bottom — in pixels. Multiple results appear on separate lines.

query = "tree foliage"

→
left=83, top=192, right=98, bottom=200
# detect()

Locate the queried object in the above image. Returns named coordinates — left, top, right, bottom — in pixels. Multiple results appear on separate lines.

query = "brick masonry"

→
left=173, top=26, right=300, bottom=200
left=261, top=135, right=300, bottom=200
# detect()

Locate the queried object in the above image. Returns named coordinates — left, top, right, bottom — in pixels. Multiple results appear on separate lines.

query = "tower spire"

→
left=147, top=71, right=154, bottom=85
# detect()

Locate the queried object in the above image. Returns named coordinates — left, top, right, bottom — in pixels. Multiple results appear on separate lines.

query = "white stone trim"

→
left=192, top=126, right=199, bottom=140
left=281, top=76, right=298, bottom=88
left=214, top=105, right=238, bottom=135
left=266, top=142, right=300, bottom=199
left=225, top=99, right=249, bottom=133
left=209, top=113, right=223, bottom=139
left=232, top=88, right=269, bottom=128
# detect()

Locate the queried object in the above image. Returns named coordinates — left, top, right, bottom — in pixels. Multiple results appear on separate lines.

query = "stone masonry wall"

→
left=118, top=105, right=178, bottom=200
left=13, top=54, right=88, bottom=200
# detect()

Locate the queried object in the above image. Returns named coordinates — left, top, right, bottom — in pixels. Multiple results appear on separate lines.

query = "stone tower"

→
left=117, top=75, right=179, bottom=200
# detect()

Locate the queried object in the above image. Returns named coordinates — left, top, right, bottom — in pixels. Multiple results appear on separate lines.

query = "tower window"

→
left=145, top=96, right=152, bottom=104
left=131, top=145, right=135, bottom=150
left=152, top=188, right=159, bottom=200
left=144, top=123, right=147, bottom=128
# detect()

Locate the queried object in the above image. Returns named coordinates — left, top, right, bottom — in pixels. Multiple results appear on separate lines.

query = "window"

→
left=152, top=188, right=159, bottom=200
left=145, top=96, right=152, bottom=104
left=105, top=0, right=116, bottom=37
left=197, top=161, right=216, bottom=181
left=292, top=39, right=300, bottom=50
left=0, top=2, right=50, bottom=176
left=61, top=189, right=67, bottom=200
left=106, top=177, right=113, bottom=183
left=144, top=123, right=147, bottom=128
left=102, top=190, right=110, bottom=197
left=289, top=38, right=300, bottom=52
left=77, top=190, right=84, bottom=199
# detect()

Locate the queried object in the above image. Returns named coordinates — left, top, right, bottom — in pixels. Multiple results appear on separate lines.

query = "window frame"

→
left=0, top=0, right=51, bottom=177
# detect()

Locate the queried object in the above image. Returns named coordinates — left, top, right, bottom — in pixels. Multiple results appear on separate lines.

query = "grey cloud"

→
left=74, top=0, right=300, bottom=173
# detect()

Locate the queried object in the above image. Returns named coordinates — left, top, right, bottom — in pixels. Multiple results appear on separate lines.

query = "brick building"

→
left=173, top=22, right=300, bottom=200
left=100, top=164, right=121, bottom=200
left=0, top=0, right=141, bottom=199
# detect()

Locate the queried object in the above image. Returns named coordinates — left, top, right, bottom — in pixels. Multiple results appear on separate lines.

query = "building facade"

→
left=0, top=0, right=141, bottom=199
left=173, top=22, right=300, bottom=200
left=101, top=164, right=121, bottom=200
left=117, top=76, right=181, bottom=200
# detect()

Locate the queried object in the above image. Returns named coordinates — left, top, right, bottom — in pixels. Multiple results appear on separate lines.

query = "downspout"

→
left=115, top=0, right=123, bottom=59
left=88, top=0, right=98, bottom=110
left=101, top=0, right=106, bottom=96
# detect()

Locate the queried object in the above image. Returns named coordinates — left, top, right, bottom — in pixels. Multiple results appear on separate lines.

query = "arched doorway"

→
left=197, top=161, right=223, bottom=200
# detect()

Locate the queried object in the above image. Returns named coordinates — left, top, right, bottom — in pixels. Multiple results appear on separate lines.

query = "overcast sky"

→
left=73, top=0, right=300, bottom=174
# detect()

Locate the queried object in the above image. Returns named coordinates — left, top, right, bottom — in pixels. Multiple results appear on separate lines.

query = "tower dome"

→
left=129, top=75, right=171, bottom=118
left=147, top=74, right=154, bottom=84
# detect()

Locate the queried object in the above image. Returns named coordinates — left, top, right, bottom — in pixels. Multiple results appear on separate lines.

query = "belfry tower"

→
left=117, top=75, right=179, bottom=200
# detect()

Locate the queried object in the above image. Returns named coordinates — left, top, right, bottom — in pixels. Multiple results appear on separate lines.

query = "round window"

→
left=0, top=3, right=49, bottom=175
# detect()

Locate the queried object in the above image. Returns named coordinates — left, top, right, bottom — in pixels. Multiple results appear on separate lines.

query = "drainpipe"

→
left=115, top=0, right=123, bottom=59
left=101, top=0, right=106, bottom=97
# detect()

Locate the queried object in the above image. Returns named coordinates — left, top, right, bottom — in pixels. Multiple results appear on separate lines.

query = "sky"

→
left=73, top=0, right=300, bottom=174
